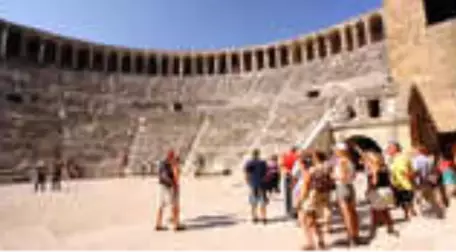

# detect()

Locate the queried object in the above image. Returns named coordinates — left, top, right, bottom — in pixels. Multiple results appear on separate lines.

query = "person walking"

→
left=364, top=151, right=398, bottom=239
left=155, top=150, right=185, bottom=231
left=264, top=154, right=280, bottom=195
left=51, top=151, right=65, bottom=191
left=332, top=142, right=360, bottom=247
left=244, top=149, right=269, bottom=224
left=34, top=160, right=47, bottom=192
left=388, top=141, right=417, bottom=221
left=297, top=150, right=333, bottom=250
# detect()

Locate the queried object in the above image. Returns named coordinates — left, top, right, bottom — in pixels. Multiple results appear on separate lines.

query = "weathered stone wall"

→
left=384, top=0, right=456, bottom=135
left=0, top=40, right=389, bottom=180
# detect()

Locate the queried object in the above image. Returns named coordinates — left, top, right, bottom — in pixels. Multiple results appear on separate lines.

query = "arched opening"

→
left=306, top=40, right=315, bottom=61
left=76, top=48, right=90, bottom=70
left=196, top=56, right=204, bottom=75
left=267, top=47, right=276, bottom=68
left=218, top=54, right=227, bottom=74
left=279, top=45, right=289, bottom=66
left=243, top=51, right=252, bottom=72
left=183, top=56, right=192, bottom=76
left=292, top=43, right=302, bottom=64
left=43, top=40, right=56, bottom=65
left=329, top=30, right=342, bottom=55
left=172, top=57, right=180, bottom=75
left=173, top=102, right=183, bottom=112
left=255, top=50, right=264, bottom=70
left=356, top=21, right=367, bottom=47
left=92, top=50, right=104, bottom=71
left=231, top=53, right=240, bottom=73
left=369, top=14, right=384, bottom=42
left=25, top=36, right=40, bottom=63
left=61, top=44, right=74, bottom=69
left=121, top=54, right=131, bottom=73
left=317, top=35, right=327, bottom=59
left=161, top=56, right=169, bottom=76
left=147, top=55, right=157, bottom=75
left=345, top=135, right=383, bottom=171
left=107, top=52, right=118, bottom=73
left=135, top=55, right=144, bottom=74
left=344, top=26, right=354, bottom=51
left=5, top=27, right=22, bottom=59
left=207, top=55, right=215, bottom=75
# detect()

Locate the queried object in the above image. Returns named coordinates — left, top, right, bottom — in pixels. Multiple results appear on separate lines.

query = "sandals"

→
left=155, top=226, right=167, bottom=231
left=173, top=225, right=186, bottom=231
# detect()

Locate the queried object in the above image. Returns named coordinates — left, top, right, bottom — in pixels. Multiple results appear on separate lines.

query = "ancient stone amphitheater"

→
left=1, top=0, right=455, bottom=182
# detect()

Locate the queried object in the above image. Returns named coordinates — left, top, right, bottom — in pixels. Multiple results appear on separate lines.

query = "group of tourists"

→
left=243, top=141, right=456, bottom=250
left=32, top=151, right=66, bottom=192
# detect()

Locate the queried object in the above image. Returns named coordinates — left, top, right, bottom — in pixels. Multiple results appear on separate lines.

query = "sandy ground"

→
left=0, top=174, right=455, bottom=250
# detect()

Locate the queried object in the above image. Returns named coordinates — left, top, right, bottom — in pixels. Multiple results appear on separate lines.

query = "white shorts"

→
left=157, top=185, right=179, bottom=208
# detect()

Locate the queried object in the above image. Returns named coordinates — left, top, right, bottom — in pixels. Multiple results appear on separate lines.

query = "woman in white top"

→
left=332, top=142, right=360, bottom=247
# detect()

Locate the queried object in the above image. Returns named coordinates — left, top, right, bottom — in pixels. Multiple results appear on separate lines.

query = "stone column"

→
left=0, top=27, right=8, bottom=59
left=203, top=55, right=209, bottom=75
left=156, top=54, right=163, bottom=75
left=38, top=42, right=45, bottom=64
left=239, top=51, right=245, bottom=73
left=225, top=51, right=232, bottom=74
left=251, top=51, right=258, bottom=71
left=275, top=47, right=281, bottom=68
left=214, top=54, right=220, bottom=74
left=364, top=18, right=372, bottom=45
left=301, top=42, right=307, bottom=63
left=352, top=24, right=360, bottom=49
left=264, top=48, right=270, bottom=69
left=117, top=51, right=123, bottom=73
left=355, top=97, right=368, bottom=119
left=340, top=28, right=348, bottom=52
left=130, top=52, right=136, bottom=74
left=324, top=35, right=331, bottom=56
left=313, top=37, right=319, bottom=60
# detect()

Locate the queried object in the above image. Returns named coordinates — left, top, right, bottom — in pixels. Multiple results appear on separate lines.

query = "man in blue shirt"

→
left=244, top=149, right=268, bottom=224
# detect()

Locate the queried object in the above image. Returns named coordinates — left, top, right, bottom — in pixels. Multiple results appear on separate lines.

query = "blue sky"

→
left=0, top=0, right=381, bottom=50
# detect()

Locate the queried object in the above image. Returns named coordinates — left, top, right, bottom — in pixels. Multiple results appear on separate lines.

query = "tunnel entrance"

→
left=345, top=135, right=383, bottom=171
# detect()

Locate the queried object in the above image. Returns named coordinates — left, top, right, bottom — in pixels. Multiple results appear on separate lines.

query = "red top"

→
left=282, top=151, right=298, bottom=173
left=438, top=160, right=454, bottom=173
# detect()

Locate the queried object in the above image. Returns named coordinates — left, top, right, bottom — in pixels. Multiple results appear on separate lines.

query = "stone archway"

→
left=345, top=135, right=383, bottom=171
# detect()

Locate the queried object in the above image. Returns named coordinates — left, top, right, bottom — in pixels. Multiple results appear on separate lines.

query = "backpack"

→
left=310, top=166, right=333, bottom=193
left=158, top=160, right=174, bottom=188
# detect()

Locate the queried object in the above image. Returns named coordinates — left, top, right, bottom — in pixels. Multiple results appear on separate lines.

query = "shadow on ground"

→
left=184, top=214, right=242, bottom=231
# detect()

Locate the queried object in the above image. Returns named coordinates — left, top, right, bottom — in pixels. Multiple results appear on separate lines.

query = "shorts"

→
left=335, top=184, right=356, bottom=203
left=157, top=185, right=178, bottom=208
left=301, top=190, right=330, bottom=216
left=249, top=187, right=268, bottom=207
left=394, top=189, right=414, bottom=207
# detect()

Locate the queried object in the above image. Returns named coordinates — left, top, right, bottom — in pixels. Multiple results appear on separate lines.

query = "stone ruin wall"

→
left=0, top=10, right=390, bottom=180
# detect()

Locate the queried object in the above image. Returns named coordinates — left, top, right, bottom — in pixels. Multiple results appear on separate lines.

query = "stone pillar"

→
left=301, top=42, right=307, bottom=63
left=239, top=51, right=245, bottom=73
left=203, top=55, right=209, bottom=75
left=275, top=47, right=281, bottom=67
left=214, top=54, right=220, bottom=74
left=226, top=51, right=232, bottom=74
left=324, top=35, right=331, bottom=56
left=313, top=37, right=319, bottom=60
left=156, top=54, right=163, bottom=75
left=264, top=48, right=270, bottom=69
left=251, top=51, right=258, bottom=71
left=340, top=28, right=348, bottom=52
left=364, top=18, right=372, bottom=45
left=38, top=42, right=45, bottom=64
left=0, top=27, right=8, bottom=59
left=117, top=51, right=123, bottom=73
left=355, top=97, right=368, bottom=119
left=352, top=24, right=360, bottom=49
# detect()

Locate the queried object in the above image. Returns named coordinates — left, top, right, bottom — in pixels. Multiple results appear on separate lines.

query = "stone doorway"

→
left=345, top=135, right=383, bottom=171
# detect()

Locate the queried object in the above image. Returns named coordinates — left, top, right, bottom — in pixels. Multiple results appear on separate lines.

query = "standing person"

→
left=292, top=150, right=313, bottom=220
left=264, top=154, right=280, bottom=195
left=332, top=142, right=360, bottom=247
left=244, top=149, right=269, bottom=224
left=364, top=152, right=398, bottom=239
left=412, top=145, right=445, bottom=218
left=281, top=146, right=299, bottom=218
left=155, top=150, right=184, bottom=231
left=297, top=151, right=334, bottom=250
left=51, top=151, right=65, bottom=191
left=437, top=153, right=456, bottom=204
left=119, top=149, right=129, bottom=177
left=388, top=142, right=417, bottom=221
left=34, top=160, right=47, bottom=192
